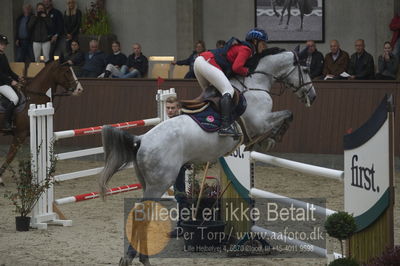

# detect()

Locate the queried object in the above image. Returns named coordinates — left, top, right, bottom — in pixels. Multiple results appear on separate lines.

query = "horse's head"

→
left=255, top=49, right=316, bottom=107
left=52, top=61, right=84, bottom=96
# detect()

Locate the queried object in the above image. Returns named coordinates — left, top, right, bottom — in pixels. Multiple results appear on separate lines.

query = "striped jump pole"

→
left=54, top=117, right=161, bottom=140
left=55, top=183, right=142, bottom=205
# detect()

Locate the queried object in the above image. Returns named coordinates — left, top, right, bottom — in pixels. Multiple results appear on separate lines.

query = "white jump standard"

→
left=29, top=89, right=177, bottom=229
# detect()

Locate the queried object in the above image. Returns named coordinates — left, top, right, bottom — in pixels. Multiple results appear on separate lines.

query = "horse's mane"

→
left=246, top=47, right=287, bottom=73
left=23, top=61, right=58, bottom=91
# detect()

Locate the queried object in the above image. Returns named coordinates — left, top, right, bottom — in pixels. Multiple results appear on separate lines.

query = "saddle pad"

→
left=186, top=94, right=247, bottom=133
left=0, top=94, right=26, bottom=113
left=188, top=105, right=222, bottom=132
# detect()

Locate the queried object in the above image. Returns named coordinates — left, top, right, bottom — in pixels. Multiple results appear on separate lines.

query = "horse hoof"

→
left=284, top=25, right=288, bottom=29
left=118, top=257, right=132, bottom=266
left=0, top=178, right=4, bottom=187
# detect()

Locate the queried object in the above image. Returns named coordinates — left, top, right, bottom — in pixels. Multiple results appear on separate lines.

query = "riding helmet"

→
left=245, top=28, right=268, bottom=42
left=0, top=34, right=9, bottom=45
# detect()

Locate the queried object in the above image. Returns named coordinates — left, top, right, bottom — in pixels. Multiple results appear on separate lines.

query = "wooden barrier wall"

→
left=1, top=79, right=399, bottom=155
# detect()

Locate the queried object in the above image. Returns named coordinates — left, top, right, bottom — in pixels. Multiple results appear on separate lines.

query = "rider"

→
left=193, top=28, right=268, bottom=137
left=0, top=34, right=21, bottom=131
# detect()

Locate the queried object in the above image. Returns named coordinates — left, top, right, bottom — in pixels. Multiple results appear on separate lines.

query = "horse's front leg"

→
left=285, top=3, right=292, bottom=29
left=0, top=133, right=27, bottom=186
left=257, top=110, right=293, bottom=152
left=272, top=0, right=280, bottom=17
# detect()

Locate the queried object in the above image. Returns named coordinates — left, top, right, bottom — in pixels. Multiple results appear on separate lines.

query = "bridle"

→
left=25, top=66, right=78, bottom=98
left=235, top=51, right=313, bottom=102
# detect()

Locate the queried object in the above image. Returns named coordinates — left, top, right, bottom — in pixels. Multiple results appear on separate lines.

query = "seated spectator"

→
left=79, top=39, right=106, bottom=77
left=376, top=41, right=398, bottom=80
left=28, top=3, right=54, bottom=62
left=171, top=40, right=206, bottom=79
left=216, top=40, right=226, bottom=48
left=15, top=4, right=34, bottom=62
left=62, top=40, right=84, bottom=75
left=322, top=40, right=350, bottom=80
left=119, top=43, right=148, bottom=78
left=64, top=0, right=82, bottom=53
left=299, top=40, right=324, bottom=79
left=100, top=41, right=127, bottom=78
left=348, top=39, right=375, bottom=80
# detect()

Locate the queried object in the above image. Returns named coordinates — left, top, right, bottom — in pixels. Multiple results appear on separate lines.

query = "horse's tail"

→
left=99, top=125, right=141, bottom=200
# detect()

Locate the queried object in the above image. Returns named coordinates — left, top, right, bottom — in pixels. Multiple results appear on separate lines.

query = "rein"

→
left=235, top=51, right=313, bottom=97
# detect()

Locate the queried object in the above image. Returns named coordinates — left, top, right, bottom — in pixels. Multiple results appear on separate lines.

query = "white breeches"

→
left=193, top=56, right=234, bottom=97
left=33, top=41, right=51, bottom=62
left=0, top=85, right=19, bottom=105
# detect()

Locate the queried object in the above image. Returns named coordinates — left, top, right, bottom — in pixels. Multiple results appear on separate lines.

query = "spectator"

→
left=100, top=41, right=127, bottom=78
left=28, top=3, right=54, bottom=62
left=348, top=39, right=375, bottom=80
left=79, top=40, right=106, bottom=77
left=15, top=4, right=34, bottom=62
left=63, top=0, right=82, bottom=53
left=119, top=43, right=148, bottom=78
left=390, top=11, right=400, bottom=57
left=216, top=40, right=226, bottom=48
left=322, top=40, right=350, bottom=80
left=62, top=40, right=84, bottom=75
left=299, top=40, right=324, bottom=79
left=43, top=0, right=64, bottom=59
left=376, top=41, right=398, bottom=80
left=171, top=40, right=206, bottom=79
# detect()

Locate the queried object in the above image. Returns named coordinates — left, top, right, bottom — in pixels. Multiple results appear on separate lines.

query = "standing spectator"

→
left=216, top=40, right=226, bottom=48
left=15, top=4, right=34, bottom=62
left=43, top=0, right=64, bottom=60
left=390, top=11, right=400, bottom=57
left=348, top=39, right=375, bottom=80
left=171, top=40, right=206, bottom=79
left=101, top=41, right=127, bottom=78
left=119, top=43, right=148, bottom=78
left=79, top=40, right=106, bottom=77
left=299, top=40, right=324, bottom=79
left=28, top=3, right=54, bottom=62
left=63, top=40, right=84, bottom=76
left=322, top=40, right=350, bottom=80
left=63, top=0, right=82, bottom=53
left=376, top=41, right=398, bottom=80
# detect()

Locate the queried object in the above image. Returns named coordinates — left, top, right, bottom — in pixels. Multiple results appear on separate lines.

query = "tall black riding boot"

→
left=3, top=101, right=16, bottom=131
left=218, top=93, right=240, bottom=137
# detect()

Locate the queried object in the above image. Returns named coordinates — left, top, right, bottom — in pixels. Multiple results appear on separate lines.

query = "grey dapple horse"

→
left=99, top=50, right=316, bottom=265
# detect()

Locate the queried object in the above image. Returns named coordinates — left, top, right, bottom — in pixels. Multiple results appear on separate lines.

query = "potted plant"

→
left=4, top=151, right=57, bottom=231
left=79, top=0, right=116, bottom=54
left=180, top=163, right=226, bottom=251
left=325, top=211, right=358, bottom=265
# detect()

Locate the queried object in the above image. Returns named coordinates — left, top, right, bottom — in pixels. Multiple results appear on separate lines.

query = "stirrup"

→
left=218, top=124, right=242, bottom=138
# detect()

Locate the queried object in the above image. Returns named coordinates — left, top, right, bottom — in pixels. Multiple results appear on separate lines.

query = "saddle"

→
left=180, top=87, right=241, bottom=113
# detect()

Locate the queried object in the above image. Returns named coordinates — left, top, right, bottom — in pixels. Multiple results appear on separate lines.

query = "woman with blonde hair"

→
left=64, top=0, right=82, bottom=52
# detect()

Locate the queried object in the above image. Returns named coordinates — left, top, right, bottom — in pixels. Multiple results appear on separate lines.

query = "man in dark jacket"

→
left=15, top=4, right=34, bottom=62
left=101, top=41, right=127, bottom=78
left=43, top=0, right=64, bottom=60
left=348, top=39, right=375, bottom=80
left=299, top=40, right=324, bottom=79
left=120, top=43, right=148, bottom=78
left=79, top=40, right=106, bottom=77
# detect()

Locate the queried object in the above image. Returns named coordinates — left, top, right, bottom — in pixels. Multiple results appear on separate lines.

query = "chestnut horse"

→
left=0, top=61, right=83, bottom=186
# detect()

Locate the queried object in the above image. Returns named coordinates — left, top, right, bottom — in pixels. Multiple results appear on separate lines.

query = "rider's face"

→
left=257, top=41, right=267, bottom=53
left=0, top=43, right=6, bottom=53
